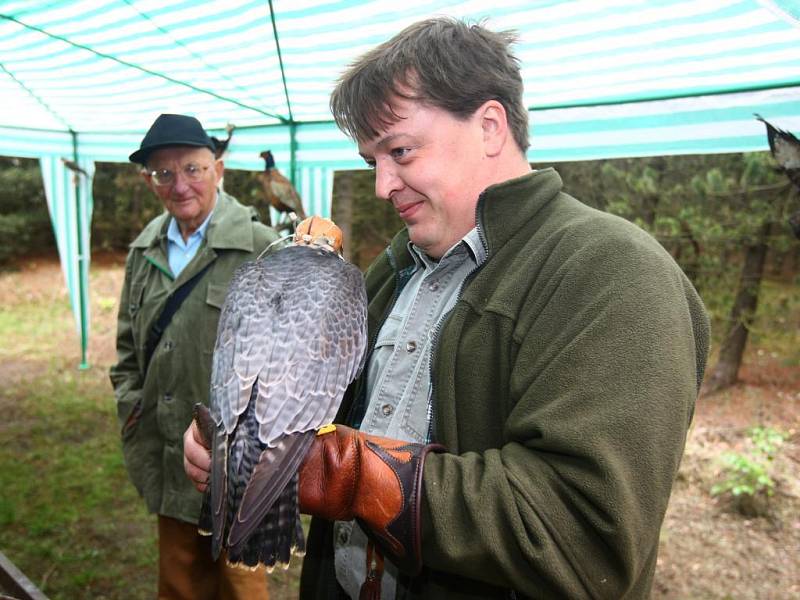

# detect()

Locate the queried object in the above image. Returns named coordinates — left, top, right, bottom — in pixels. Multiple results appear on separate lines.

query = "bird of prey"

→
left=198, top=216, right=368, bottom=569
left=755, top=114, right=800, bottom=238
left=211, top=123, right=236, bottom=160
left=259, top=150, right=307, bottom=235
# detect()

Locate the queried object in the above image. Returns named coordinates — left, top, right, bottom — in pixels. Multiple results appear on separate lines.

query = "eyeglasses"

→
left=148, top=163, right=211, bottom=187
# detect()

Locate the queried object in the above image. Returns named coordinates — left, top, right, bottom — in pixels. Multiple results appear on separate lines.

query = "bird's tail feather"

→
left=227, top=473, right=305, bottom=568
left=210, top=426, right=229, bottom=561
left=228, top=430, right=315, bottom=551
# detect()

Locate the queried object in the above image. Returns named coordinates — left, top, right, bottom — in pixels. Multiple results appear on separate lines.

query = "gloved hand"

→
left=298, top=424, right=444, bottom=575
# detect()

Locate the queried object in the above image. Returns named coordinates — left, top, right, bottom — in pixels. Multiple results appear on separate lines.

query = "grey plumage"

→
left=204, top=243, right=367, bottom=567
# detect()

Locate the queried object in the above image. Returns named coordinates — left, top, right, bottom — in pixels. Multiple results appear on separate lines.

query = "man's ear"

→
left=214, top=159, right=224, bottom=182
left=480, top=100, right=509, bottom=157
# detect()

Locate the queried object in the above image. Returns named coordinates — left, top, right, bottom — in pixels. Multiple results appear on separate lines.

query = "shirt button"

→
left=406, top=341, right=417, bottom=353
left=428, top=282, right=439, bottom=292
left=338, top=529, right=349, bottom=545
left=164, top=393, right=173, bottom=402
left=163, top=340, right=174, bottom=351
left=382, top=404, right=394, bottom=416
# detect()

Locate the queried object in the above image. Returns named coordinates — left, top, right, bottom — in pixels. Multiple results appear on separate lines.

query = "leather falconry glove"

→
left=298, top=424, right=445, bottom=576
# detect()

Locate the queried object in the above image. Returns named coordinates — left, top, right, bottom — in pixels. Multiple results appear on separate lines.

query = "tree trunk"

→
left=703, top=220, right=771, bottom=393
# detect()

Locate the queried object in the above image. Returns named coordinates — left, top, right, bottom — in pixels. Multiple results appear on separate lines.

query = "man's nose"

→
left=171, top=172, right=192, bottom=193
left=374, top=161, right=401, bottom=200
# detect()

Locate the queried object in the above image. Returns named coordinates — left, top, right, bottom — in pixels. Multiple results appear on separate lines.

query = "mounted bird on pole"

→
left=193, top=216, right=368, bottom=569
left=211, top=123, right=236, bottom=160
left=259, top=150, right=307, bottom=235
left=754, top=114, right=800, bottom=239
left=211, top=123, right=235, bottom=194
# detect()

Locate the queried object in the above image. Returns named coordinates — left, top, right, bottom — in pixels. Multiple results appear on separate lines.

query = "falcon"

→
left=196, top=216, right=368, bottom=568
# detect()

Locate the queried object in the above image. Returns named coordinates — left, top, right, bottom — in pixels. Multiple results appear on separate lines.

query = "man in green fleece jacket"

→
left=184, top=17, right=710, bottom=600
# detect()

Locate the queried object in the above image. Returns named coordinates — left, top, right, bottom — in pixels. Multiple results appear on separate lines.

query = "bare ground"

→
left=1, top=254, right=798, bottom=599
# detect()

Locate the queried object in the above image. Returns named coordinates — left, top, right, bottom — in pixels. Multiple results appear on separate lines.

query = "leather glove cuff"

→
left=298, top=425, right=445, bottom=575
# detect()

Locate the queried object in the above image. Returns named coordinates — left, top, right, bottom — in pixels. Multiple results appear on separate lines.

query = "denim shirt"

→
left=334, top=228, right=486, bottom=599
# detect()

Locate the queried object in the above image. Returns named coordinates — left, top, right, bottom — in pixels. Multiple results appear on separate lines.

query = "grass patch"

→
left=0, top=266, right=158, bottom=599
left=0, top=365, right=157, bottom=599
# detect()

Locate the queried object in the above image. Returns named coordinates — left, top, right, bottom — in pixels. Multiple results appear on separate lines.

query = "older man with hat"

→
left=110, top=114, right=277, bottom=599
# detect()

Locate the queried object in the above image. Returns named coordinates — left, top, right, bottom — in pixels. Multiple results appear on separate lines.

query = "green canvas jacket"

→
left=109, top=192, right=278, bottom=523
left=301, top=169, right=710, bottom=599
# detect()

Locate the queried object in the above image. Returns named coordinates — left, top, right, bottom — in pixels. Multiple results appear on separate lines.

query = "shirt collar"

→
left=407, top=227, right=486, bottom=270
left=167, top=201, right=216, bottom=247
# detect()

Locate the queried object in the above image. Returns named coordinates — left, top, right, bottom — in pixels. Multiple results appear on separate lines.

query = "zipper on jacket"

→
left=425, top=192, right=490, bottom=444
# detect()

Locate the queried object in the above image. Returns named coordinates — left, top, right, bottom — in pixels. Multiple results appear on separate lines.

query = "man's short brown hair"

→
left=330, top=17, right=529, bottom=152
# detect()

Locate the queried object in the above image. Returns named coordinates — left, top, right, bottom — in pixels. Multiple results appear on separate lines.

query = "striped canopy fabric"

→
left=1, top=0, right=799, bottom=364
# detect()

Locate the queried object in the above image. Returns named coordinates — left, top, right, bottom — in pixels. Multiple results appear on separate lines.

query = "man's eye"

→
left=390, top=148, right=411, bottom=160
left=185, top=164, right=201, bottom=174
left=157, top=169, right=173, bottom=178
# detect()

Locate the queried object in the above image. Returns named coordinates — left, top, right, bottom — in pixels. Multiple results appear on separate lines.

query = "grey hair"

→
left=330, top=17, right=529, bottom=152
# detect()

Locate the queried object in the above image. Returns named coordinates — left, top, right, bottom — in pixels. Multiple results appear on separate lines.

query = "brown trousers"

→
left=157, top=515, right=270, bottom=600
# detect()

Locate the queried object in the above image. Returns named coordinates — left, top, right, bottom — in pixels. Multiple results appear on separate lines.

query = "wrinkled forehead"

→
left=146, top=146, right=215, bottom=169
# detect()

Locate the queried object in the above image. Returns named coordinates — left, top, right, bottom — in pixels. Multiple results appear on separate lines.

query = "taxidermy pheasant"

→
left=755, top=114, right=800, bottom=238
left=195, top=216, right=368, bottom=569
left=259, top=150, right=307, bottom=234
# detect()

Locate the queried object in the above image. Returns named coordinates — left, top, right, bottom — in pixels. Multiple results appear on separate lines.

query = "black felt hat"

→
left=129, top=114, right=215, bottom=165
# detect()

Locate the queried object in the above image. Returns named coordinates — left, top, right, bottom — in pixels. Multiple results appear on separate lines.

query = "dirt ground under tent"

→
left=1, top=253, right=798, bottom=599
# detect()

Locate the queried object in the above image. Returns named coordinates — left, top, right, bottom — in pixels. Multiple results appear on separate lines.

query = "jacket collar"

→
left=129, top=191, right=256, bottom=252
left=476, top=168, right=563, bottom=257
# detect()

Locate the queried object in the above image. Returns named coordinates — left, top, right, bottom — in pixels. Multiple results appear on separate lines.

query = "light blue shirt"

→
left=166, top=207, right=215, bottom=278
left=334, top=228, right=487, bottom=600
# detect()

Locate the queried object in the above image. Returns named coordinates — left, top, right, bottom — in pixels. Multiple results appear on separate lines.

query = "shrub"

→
left=711, top=425, right=787, bottom=517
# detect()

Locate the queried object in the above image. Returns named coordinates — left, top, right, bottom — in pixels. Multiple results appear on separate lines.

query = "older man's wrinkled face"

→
left=357, top=97, right=487, bottom=259
left=144, top=146, right=222, bottom=238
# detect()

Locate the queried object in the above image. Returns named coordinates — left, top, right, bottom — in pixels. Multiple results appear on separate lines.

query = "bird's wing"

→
left=210, top=245, right=367, bottom=443
left=210, top=259, right=277, bottom=433
left=253, top=246, right=367, bottom=445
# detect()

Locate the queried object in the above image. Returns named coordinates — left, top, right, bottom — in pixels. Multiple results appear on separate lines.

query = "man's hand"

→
left=298, top=425, right=444, bottom=575
left=183, top=419, right=211, bottom=493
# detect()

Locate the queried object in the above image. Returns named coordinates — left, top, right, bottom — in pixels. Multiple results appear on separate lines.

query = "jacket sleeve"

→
left=420, top=231, right=709, bottom=598
left=109, top=250, right=144, bottom=436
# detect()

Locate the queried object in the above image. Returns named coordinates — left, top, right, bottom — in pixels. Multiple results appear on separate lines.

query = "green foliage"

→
left=0, top=156, right=54, bottom=264
left=90, top=161, right=163, bottom=250
left=711, top=426, right=787, bottom=515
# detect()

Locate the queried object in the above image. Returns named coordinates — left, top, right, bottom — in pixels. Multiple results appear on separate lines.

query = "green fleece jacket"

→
left=301, top=169, right=709, bottom=599
left=109, top=192, right=278, bottom=523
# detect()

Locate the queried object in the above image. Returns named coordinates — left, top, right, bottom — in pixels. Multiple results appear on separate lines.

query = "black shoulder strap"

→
left=143, top=261, right=213, bottom=373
